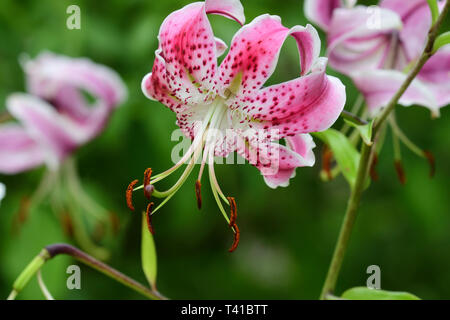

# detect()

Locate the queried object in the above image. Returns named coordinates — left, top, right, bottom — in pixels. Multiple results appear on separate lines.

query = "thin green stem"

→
left=319, top=143, right=372, bottom=299
left=389, top=117, right=424, bottom=158
left=7, top=243, right=166, bottom=300
left=319, top=1, right=450, bottom=299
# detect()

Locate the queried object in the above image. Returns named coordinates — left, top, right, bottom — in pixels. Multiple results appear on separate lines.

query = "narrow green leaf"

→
left=344, top=119, right=374, bottom=146
left=341, top=287, right=420, bottom=300
left=433, top=31, right=450, bottom=53
left=426, top=0, right=439, bottom=25
left=314, top=129, right=360, bottom=188
left=141, top=212, right=157, bottom=289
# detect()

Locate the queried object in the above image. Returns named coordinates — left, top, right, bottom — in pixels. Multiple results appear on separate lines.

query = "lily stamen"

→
left=126, top=179, right=139, bottom=211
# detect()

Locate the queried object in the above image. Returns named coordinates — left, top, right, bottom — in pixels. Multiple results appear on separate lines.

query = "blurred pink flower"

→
left=142, top=0, right=346, bottom=188
left=305, top=0, right=449, bottom=115
left=0, top=52, right=127, bottom=174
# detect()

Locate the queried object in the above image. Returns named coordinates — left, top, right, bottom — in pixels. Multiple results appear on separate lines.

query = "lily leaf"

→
left=314, top=129, right=360, bottom=188
left=141, top=212, right=157, bottom=289
left=433, top=31, right=450, bottom=53
left=344, top=119, right=374, bottom=146
left=341, top=287, right=420, bottom=300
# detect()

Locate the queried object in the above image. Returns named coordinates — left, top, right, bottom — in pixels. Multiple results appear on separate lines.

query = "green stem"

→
left=7, top=243, right=166, bottom=300
left=319, top=143, right=372, bottom=299
left=319, top=1, right=450, bottom=299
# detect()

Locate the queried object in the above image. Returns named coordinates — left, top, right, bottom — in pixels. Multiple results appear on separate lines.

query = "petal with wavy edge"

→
left=24, top=52, right=127, bottom=117
left=381, top=0, right=432, bottom=62
left=352, top=69, right=439, bottom=116
left=6, top=93, right=92, bottom=168
left=205, top=0, right=245, bottom=25
left=231, top=58, right=346, bottom=139
left=154, top=2, right=223, bottom=106
left=418, top=45, right=450, bottom=107
left=0, top=124, right=45, bottom=174
left=327, top=6, right=403, bottom=74
left=304, top=0, right=343, bottom=31
left=237, top=133, right=316, bottom=188
left=218, top=15, right=320, bottom=97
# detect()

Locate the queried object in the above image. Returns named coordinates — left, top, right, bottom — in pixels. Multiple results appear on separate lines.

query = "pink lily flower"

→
left=137, top=0, right=345, bottom=249
left=0, top=52, right=126, bottom=174
left=305, top=0, right=449, bottom=115
left=352, top=45, right=450, bottom=117
left=0, top=52, right=126, bottom=260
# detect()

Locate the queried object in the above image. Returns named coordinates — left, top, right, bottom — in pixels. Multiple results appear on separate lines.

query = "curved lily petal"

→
left=380, top=0, right=432, bottom=62
left=205, top=0, right=245, bottom=25
left=23, top=52, right=127, bottom=145
left=6, top=93, right=89, bottom=168
left=24, top=51, right=127, bottom=116
left=151, top=3, right=222, bottom=105
left=417, top=45, right=450, bottom=107
left=0, top=124, right=45, bottom=174
left=219, top=15, right=320, bottom=97
left=304, top=0, right=356, bottom=31
left=215, top=37, right=228, bottom=57
left=238, top=133, right=316, bottom=188
left=352, top=69, right=439, bottom=116
left=327, top=6, right=403, bottom=74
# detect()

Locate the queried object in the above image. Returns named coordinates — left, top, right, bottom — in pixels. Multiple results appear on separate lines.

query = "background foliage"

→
left=0, top=0, right=449, bottom=299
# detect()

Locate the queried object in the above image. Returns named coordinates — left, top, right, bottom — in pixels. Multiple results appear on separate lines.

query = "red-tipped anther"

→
left=109, top=211, right=120, bottom=235
left=143, top=168, right=153, bottom=199
left=394, top=160, right=406, bottom=185
left=322, top=145, right=333, bottom=180
left=423, top=150, right=435, bottom=178
left=370, top=153, right=379, bottom=181
left=146, top=202, right=155, bottom=235
left=228, top=223, right=240, bottom=253
left=126, top=179, right=139, bottom=211
left=227, top=197, right=237, bottom=227
left=195, top=180, right=202, bottom=210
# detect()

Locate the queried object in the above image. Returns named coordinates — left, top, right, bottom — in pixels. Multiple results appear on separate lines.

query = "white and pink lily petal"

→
left=0, top=123, right=46, bottom=174
left=323, top=0, right=436, bottom=75
left=23, top=51, right=127, bottom=138
left=352, top=44, right=450, bottom=117
left=4, top=93, right=97, bottom=171
left=238, top=133, right=316, bottom=189
left=142, top=1, right=346, bottom=187
left=304, top=0, right=357, bottom=31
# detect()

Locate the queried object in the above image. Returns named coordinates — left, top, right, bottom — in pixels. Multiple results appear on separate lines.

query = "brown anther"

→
left=423, top=150, right=435, bottom=178
left=228, top=223, right=240, bottom=253
left=109, top=211, right=120, bottom=235
left=146, top=202, right=155, bottom=235
left=17, top=197, right=31, bottom=224
left=126, top=179, right=139, bottom=211
left=394, top=160, right=406, bottom=185
left=60, top=212, right=74, bottom=238
left=322, top=145, right=333, bottom=180
left=195, top=180, right=202, bottom=209
left=143, top=168, right=153, bottom=199
left=370, top=153, right=379, bottom=181
left=227, top=197, right=237, bottom=227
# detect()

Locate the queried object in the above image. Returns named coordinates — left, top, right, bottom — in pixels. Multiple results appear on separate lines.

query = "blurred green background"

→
left=1, top=0, right=450, bottom=300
